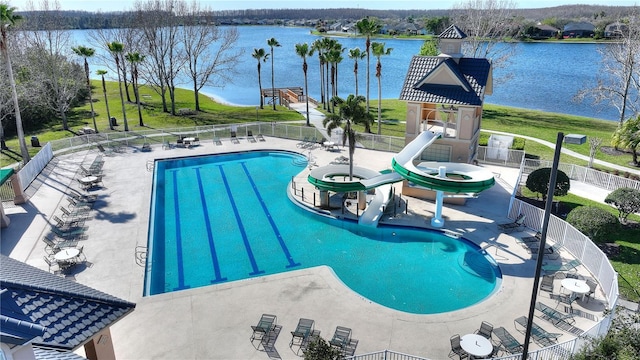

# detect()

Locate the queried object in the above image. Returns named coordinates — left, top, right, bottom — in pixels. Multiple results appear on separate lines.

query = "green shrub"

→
left=303, top=337, right=343, bottom=360
left=525, top=168, right=570, bottom=201
left=511, top=137, right=525, bottom=150
left=566, top=206, right=619, bottom=242
left=605, top=187, right=640, bottom=223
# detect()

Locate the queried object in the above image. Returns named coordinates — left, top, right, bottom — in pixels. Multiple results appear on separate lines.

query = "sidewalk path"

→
left=484, top=129, right=640, bottom=176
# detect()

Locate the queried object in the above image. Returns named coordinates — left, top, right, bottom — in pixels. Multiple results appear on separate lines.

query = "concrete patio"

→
left=1, top=136, right=608, bottom=359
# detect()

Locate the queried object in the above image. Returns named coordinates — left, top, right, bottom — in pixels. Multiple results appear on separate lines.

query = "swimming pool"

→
left=146, top=150, right=501, bottom=314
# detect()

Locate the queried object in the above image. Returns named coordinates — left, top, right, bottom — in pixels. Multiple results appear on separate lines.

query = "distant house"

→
left=1, top=255, right=135, bottom=360
left=604, top=21, right=629, bottom=38
left=532, top=24, right=559, bottom=39
left=392, top=22, right=419, bottom=35
left=562, top=22, right=595, bottom=38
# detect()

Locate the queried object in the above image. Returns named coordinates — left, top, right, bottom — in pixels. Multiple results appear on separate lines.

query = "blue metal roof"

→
left=1, top=255, right=135, bottom=352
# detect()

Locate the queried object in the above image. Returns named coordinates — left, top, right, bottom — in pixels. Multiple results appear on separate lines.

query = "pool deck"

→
left=2, top=136, right=609, bottom=359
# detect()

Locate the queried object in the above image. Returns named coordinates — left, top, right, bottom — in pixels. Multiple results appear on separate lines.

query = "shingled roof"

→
left=399, top=56, right=491, bottom=106
left=0, top=255, right=135, bottom=351
left=438, top=24, right=467, bottom=39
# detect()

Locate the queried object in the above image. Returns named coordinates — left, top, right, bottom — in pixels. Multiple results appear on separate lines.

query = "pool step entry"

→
left=291, top=157, right=309, bottom=167
left=460, top=251, right=497, bottom=280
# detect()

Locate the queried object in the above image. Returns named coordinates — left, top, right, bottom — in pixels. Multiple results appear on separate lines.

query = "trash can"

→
left=31, top=136, right=40, bottom=147
left=110, top=117, right=118, bottom=127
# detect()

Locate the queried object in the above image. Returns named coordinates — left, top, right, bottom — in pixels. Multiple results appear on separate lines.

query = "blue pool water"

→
left=146, top=151, right=501, bottom=314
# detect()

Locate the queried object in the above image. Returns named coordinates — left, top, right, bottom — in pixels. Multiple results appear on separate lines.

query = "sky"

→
left=17, top=0, right=640, bottom=12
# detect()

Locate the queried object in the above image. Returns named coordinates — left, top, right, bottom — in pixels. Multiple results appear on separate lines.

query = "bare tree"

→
left=23, top=0, right=84, bottom=131
left=452, top=0, right=519, bottom=80
left=574, top=10, right=640, bottom=126
left=135, top=0, right=185, bottom=116
left=179, top=1, right=242, bottom=111
left=588, top=137, right=602, bottom=168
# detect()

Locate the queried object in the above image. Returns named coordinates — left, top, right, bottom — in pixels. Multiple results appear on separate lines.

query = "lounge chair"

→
left=475, top=321, right=493, bottom=339
left=542, top=259, right=581, bottom=274
left=514, top=316, right=561, bottom=347
left=448, top=334, right=468, bottom=359
left=528, top=243, right=561, bottom=260
left=141, top=142, right=152, bottom=152
left=52, top=214, right=84, bottom=229
left=497, top=214, right=526, bottom=233
left=290, top=318, right=314, bottom=347
left=515, top=233, right=540, bottom=249
left=230, top=131, right=240, bottom=144
left=80, top=165, right=103, bottom=177
left=67, top=197, right=93, bottom=210
left=60, top=206, right=89, bottom=220
left=297, top=136, right=310, bottom=148
left=493, top=327, right=523, bottom=355
left=535, top=302, right=575, bottom=325
left=213, top=137, right=222, bottom=146
left=329, top=326, right=352, bottom=352
left=552, top=292, right=578, bottom=311
left=540, top=274, right=555, bottom=293
left=247, top=130, right=257, bottom=143
left=69, top=190, right=97, bottom=203
left=96, top=143, right=114, bottom=156
left=51, top=225, right=87, bottom=240
left=43, top=256, right=62, bottom=274
left=162, top=140, right=171, bottom=150
left=42, top=236, right=78, bottom=255
left=256, top=133, right=265, bottom=142
left=250, top=314, right=277, bottom=342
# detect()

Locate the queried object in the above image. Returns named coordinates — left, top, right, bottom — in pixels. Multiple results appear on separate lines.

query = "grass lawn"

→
left=3, top=84, right=639, bottom=301
left=1, top=81, right=304, bottom=165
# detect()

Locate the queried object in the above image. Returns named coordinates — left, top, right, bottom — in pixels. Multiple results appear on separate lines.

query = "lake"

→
left=74, top=26, right=624, bottom=121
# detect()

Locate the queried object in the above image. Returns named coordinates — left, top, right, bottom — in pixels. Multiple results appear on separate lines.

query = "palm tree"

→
left=96, top=70, right=113, bottom=130
left=295, top=43, right=311, bottom=127
left=371, top=42, right=393, bottom=135
left=72, top=45, right=98, bottom=133
left=125, top=52, right=145, bottom=127
left=311, top=39, right=326, bottom=109
left=266, top=37, right=281, bottom=111
left=322, top=95, right=370, bottom=180
left=356, top=17, right=382, bottom=114
left=252, top=48, right=269, bottom=109
left=611, top=115, right=640, bottom=165
left=326, top=46, right=344, bottom=113
left=322, top=38, right=337, bottom=112
left=348, top=47, right=366, bottom=97
left=0, top=4, right=29, bottom=163
left=107, top=41, right=129, bottom=131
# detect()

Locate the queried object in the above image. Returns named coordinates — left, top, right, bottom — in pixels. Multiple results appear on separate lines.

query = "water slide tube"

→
left=306, top=131, right=495, bottom=226
left=391, top=131, right=495, bottom=194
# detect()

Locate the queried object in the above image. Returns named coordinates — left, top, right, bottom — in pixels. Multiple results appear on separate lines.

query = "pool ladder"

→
left=135, top=245, right=147, bottom=267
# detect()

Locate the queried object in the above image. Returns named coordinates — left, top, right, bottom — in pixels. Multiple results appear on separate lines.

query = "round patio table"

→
left=54, top=248, right=80, bottom=262
left=460, top=334, right=492, bottom=358
left=561, top=278, right=589, bottom=300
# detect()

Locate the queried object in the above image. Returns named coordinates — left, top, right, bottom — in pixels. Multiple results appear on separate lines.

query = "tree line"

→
left=0, top=0, right=242, bottom=164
